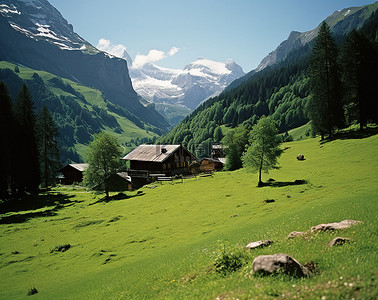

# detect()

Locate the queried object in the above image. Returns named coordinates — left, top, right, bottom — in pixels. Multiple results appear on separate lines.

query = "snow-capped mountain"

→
left=129, top=57, right=245, bottom=110
left=0, top=0, right=169, bottom=130
left=0, top=0, right=89, bottom=51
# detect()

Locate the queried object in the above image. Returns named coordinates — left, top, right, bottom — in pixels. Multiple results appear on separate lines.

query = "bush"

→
left=214, top=242, right=247, bottom=275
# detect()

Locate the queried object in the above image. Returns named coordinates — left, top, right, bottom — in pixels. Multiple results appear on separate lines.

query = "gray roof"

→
left=123, top=145, right=182, bottom=163
left=69, top=163, right=89, bottom=172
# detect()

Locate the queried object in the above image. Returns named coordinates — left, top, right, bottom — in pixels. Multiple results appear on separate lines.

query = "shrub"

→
left=214, top=242, right=247, bottom=275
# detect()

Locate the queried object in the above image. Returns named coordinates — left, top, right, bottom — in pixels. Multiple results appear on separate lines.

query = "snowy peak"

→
left=0, top=0, right=90, bottom=51
left=130, top=58, right=245, bottom=110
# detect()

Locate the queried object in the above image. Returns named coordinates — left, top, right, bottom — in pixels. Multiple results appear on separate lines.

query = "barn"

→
left=59, top=163, right=89, bottom=185
left=123, top=145, right=196, bottom=187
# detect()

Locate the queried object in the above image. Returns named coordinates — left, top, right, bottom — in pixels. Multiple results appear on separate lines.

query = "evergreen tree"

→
left=13, top=84, right=40, bottom=194
left=36, top=106, right=61, bottom=188
left=222, top=125, right=248, bottom=171
left=84, top=132, right=123, bottom=198
left=242, top=116, right=283, bottom=186
left=0, top=82, right=14, bottom=198
left=308, top=22, right=344, bottom=139
left=339, top=30, right=378, bottom=129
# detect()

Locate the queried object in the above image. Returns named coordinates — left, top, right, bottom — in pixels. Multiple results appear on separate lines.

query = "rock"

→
left=297, top=154, right=305, bottom=160
left=252, top=253, right=311, bottom=277
left=311, top=220, right=362, bottom=232
left=328, top=237, right=352, bottom=247
left=287, top=231, right=306, bottom=239
left=246, top=240, right=273, bottom=249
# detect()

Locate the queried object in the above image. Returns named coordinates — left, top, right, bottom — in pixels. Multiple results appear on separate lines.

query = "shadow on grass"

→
left=90, top=191, right=145, bottom=205
left=0, top=208, right=58, bottom=224
left=0, top=193, right=78, bottom=214
left=0, top=193, right=81, bottom=224
left=320, top=126, right=378, bottom=144
left=259, top=179, right=307, bottom=188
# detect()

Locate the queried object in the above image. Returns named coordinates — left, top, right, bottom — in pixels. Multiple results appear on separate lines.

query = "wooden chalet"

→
left=123, top=145, right=196, bottom=188
left=59, top=163, right=89, bottom=185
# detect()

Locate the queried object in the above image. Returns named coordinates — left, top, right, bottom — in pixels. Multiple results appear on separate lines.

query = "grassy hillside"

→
left=0, top=131, right=377, bottom=299
left=0, top=61, right=159, bottom=163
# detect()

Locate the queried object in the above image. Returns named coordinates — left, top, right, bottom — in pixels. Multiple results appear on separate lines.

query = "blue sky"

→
left=49, top=0, right=376, bottom=72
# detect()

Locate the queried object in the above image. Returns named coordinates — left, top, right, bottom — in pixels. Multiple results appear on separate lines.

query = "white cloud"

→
left=168, top=46, right=179, bottom=56
left=132, top=47, right=180, bottom=69
left=96, top=38, right=127, bottom=58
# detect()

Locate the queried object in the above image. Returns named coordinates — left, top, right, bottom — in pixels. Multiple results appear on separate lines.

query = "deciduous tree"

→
left=84, top=132, right=123, bottom=198
left=242, top=116, right=283, bottom=186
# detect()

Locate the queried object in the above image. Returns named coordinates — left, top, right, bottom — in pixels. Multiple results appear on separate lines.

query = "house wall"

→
left=61, top=167, right=84, bottom=185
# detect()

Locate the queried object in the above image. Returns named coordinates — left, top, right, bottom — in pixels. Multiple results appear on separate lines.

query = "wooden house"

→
left=123, top=145, right=196, bottom=187
left=105, top=172, right=132, bottom=192
left=59, top=163, right=89, bottom=185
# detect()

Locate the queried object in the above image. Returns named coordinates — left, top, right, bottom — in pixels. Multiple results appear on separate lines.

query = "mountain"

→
left=0, top=0, right=169, bottom=131
left=129, top=57, right=245, bottom=111
left=256, top=5, right=376, bottom=71
left=158, top=3, right=378, bottom=157
left=0, top=61, right=161, bottom=164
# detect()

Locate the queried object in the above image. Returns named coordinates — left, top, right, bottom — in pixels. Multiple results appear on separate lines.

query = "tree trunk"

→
left=258, top=153, right=263, bottom=187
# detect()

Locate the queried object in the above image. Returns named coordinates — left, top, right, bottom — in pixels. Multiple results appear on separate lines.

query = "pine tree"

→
left=13, top=84, right=40, bottom=194
left=242, top=116, right=283, bottom=186
left=308, top=22, right=344, bottom=139
left=36, top=106, right=61, bottom=188
left=0, top=82, right=14, bottom=198
left=339, top=30, right=377, bottom=129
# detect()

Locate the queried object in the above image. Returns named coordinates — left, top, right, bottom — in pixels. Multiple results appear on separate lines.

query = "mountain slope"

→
left=256, top=4, right=377, bottom=71
left=0, top=0, right=169, bottom=131
left=130, top=58, right=245, bottom=110
left=0, top=61, right=159, bottom=164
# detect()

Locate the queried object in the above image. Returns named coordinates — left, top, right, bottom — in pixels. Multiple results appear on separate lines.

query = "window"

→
left=162, top=164, right=166, bottom=170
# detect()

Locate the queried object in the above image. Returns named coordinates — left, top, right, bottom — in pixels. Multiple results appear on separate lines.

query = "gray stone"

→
left=311, top=220, right=362, bottom=232
left=252, top=253, right=311, bottom=277
left=287, top=231, right=306, bottom=239
left=246, top=240, right=273, bottom=249
left=328, top=237, right=352, bottom=247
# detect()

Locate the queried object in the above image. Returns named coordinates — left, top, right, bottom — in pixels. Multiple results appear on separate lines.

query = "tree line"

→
left=0, top=82, right=60, bottom=199
left=308, top=22, right=378, bottom=139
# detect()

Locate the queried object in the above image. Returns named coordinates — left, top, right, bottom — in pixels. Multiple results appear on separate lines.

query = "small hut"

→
left=59, top=163, right=89, bottom=185
left=200, top=158, right=224, bottom=173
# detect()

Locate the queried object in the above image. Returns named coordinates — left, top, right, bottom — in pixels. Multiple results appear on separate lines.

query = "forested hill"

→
left=158, top=4, right=378, bottom=157
left=0, top=62, right=161, bottom=164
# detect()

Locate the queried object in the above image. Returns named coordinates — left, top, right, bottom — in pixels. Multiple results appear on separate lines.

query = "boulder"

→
left=252, top=253, right=311, bottom=277
left=246, top=240, right=273, bottom=249
left=311, top=220, right=362, bottom=232
left=328, top=237, right=352, bottom=247
left=287, top=231, right=306, bottom=239
left=297, top=154, right=305, bottom=161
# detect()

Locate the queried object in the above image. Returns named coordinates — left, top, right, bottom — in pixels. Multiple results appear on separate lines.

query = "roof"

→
left=123, top=145, right=182, bottom=163
left=68, top=163, right=89, bottom=172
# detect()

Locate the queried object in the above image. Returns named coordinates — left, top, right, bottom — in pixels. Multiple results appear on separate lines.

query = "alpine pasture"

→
left=0, top=129, right=377, bottom=299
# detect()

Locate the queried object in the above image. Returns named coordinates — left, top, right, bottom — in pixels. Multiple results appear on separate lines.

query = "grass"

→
left=0, top=132, right=377, bottom=299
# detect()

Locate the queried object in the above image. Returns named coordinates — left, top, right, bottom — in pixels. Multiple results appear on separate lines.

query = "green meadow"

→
left=0, top=129, right=377, bottom=299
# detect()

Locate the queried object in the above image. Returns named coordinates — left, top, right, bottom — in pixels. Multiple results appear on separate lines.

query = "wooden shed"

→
left=105, top=172, right=132, bottom=192
left=59, top=163, right=89, bottom=185
left=200, top=158, right=224, bottom=173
